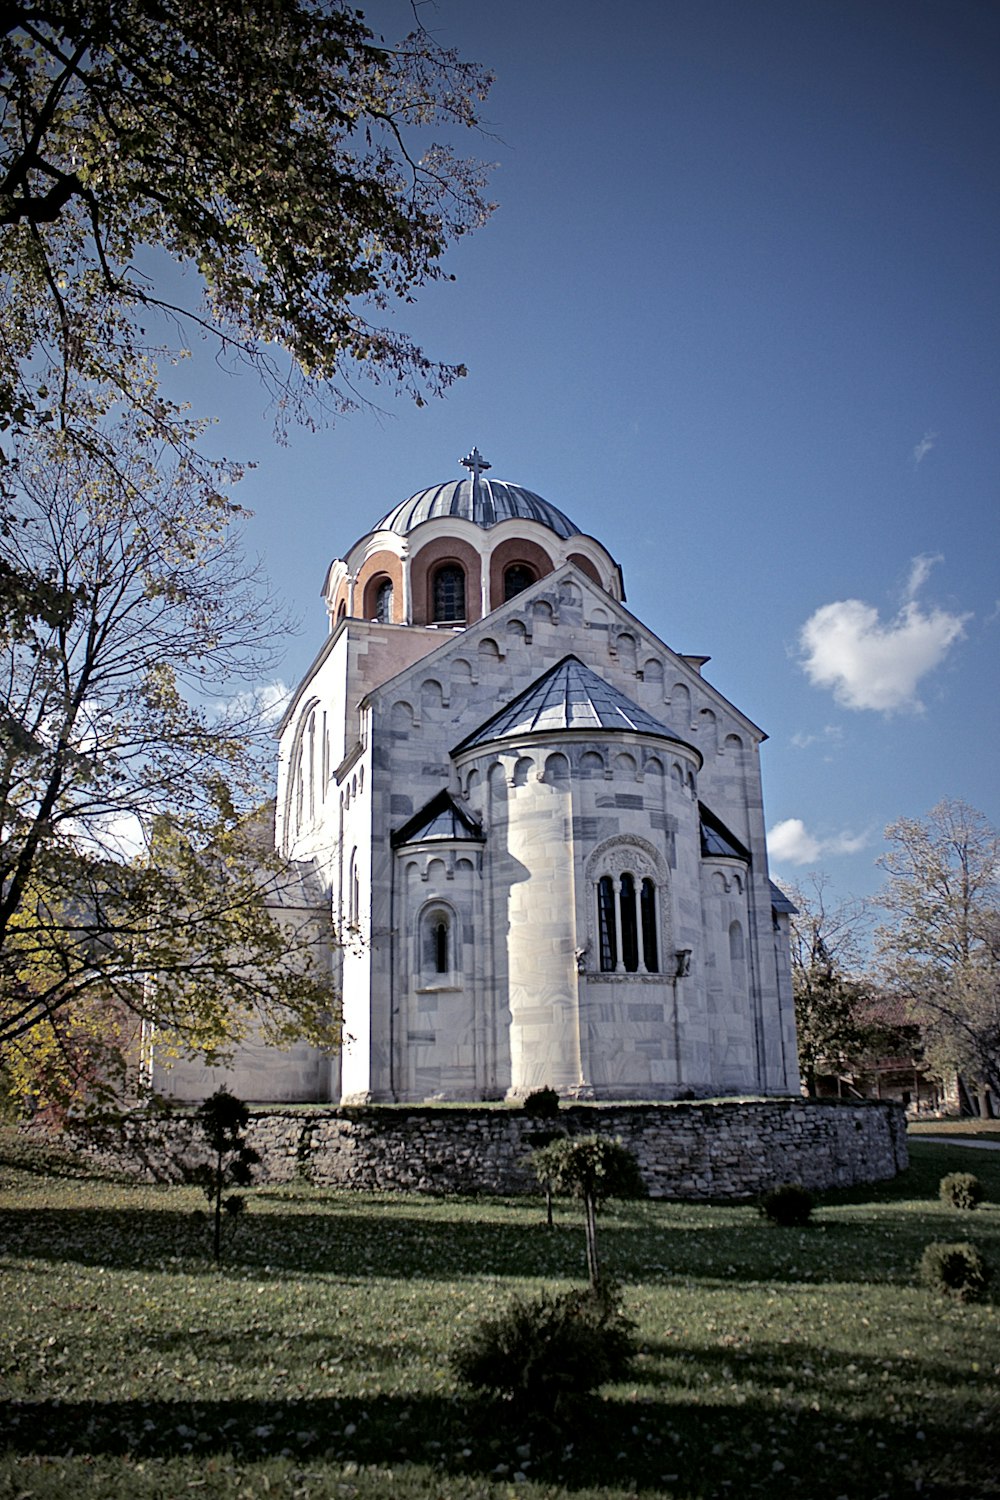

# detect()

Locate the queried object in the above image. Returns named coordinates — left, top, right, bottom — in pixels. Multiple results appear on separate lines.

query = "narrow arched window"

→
left=597, top=876, right=617, bottom=972
left=433, top=564, right=466, bottom=623
left=504, top=563, right=535, bottom=601
left=729, top=920, right=745, bottom=962
left=620, top=872, right=639, bottom=972
left=374, top=578, right=393, bottom=623
left=641, top=878, right=659, bottom=973
left=421, top=906, right=453, bottom=976
left=434, top=920, right=449, bottom=974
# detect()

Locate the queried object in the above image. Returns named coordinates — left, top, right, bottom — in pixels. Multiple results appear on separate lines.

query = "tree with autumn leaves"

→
left=0, top=1, right=493, bottom=1112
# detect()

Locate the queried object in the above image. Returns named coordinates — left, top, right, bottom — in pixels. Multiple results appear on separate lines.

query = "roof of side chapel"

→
left=452, top=654, right=701, bottom=756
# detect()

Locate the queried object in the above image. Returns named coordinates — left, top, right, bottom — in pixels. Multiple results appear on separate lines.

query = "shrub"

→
left=450, top=1282, right=636, bottom=1415
left=918, top=1241, right=991, bottom=1302
left=522, top=1086, right=561, bottom=1119
left=939, top=1171, right=984, bottom=1211
left=759, top=1182, right=814, bottom=1227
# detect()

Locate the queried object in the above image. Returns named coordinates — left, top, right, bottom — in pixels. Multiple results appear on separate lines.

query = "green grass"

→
left=1, top=1131, right=998, bottom=1500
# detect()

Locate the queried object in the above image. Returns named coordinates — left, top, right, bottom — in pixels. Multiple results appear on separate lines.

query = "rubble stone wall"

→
left=93, top=1097, right=907, bottom=1199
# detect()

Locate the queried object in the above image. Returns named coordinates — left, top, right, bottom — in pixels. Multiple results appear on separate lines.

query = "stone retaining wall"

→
left=95, top=1097, right=907, bottom=1200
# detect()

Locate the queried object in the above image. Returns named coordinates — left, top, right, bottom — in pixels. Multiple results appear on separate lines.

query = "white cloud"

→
left=791, top=724, right=843, bottom=751
left=798, top=561, right=968, bottom=713
left=216, top=679, right=292, bottom=726
left=904, top=552, right=943, bottom=601
left=912, top=430, right=937, bottom=466
left=767, top=818, right=871, bottom=867
left=767, top=818, right=821, bottom=865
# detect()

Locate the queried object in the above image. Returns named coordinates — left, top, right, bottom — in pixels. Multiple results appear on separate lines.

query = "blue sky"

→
left=180, top=0, right=999, bottom=909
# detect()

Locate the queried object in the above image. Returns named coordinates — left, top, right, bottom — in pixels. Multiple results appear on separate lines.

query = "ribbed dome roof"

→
left=375, top=478, right=578, bottom=540
left=373, top=449, right=579, bottom=540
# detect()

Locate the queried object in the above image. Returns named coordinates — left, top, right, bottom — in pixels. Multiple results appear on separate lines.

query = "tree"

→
left=0, top=421, right=338, bottom=1115
left=877, top=800, right=1000, bottom=1109
left=530, top=1135, right=646, bottom=1289
left=0, top=2, right=492, bottom=1105
left=188, top=1087, right=260, bottom=1263
left=0, top=1, right=493, bottom=427
left=782, top=876, right=873, bottom=1096
left=0, top=1, right=493, bottom=652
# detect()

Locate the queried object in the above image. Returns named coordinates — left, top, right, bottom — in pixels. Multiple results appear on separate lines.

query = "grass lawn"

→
left=1, top=1131, right=998, bottom=1500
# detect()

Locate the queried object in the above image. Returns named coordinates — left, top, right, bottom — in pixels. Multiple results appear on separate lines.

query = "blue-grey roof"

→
left=391, top=791, right=484, bottom=848
left=375, top=478, right=579, bottom=540
left=454, top=656, right=690, bottom=752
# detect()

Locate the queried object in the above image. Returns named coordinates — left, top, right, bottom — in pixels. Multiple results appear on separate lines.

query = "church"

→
left=156, top=449, right=800, bottom=1104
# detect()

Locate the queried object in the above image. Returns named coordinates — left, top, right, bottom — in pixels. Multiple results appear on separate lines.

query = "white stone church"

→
left=156, top=450, right=800, bottom=1104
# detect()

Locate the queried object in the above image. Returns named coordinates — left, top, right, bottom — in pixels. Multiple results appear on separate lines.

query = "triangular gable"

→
left=453, top=654, right=697, bottom=755
left=391, top=790, right=485, bottom=848
left=699, top=802, right=752, bottom=863
left=360, top=560, right=767, bottom=745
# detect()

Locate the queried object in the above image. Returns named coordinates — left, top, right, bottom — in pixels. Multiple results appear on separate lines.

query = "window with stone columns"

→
left=589, top=839, right=665, bottom=976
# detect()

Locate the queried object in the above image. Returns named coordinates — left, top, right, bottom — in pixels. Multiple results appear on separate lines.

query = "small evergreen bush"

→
left=450, top=1282, right=636, bottom=1415
left=522, top=1086, right=561, bottom=1118
left=939, top=1171, right=984, bottom=1211
left=918, top=1240, right=990, bottom=1302
left=759, top=1182, right=814, bottom=1227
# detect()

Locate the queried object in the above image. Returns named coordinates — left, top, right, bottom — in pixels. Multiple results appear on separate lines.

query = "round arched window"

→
left=503, top=563, right=535, bottom=601
left=433, top=564, right=466, bottom=623
left=374, top=577, right=393, bottom=623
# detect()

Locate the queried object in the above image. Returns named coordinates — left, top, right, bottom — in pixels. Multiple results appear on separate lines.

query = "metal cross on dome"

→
left=460, top=446, right=491, bottom=482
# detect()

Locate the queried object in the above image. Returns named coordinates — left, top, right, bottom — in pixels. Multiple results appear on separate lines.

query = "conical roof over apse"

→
left=453, top=656, right=700, bottom=756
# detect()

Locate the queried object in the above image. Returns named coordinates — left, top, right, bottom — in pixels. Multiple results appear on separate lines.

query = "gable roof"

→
left=453, top=654, right=699, bottom=756
left=391, top=790, right=485, bottom=848
left=699, top=802, right=752, bottom=863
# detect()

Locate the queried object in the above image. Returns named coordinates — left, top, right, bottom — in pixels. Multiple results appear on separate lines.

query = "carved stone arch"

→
left=588, top=605, right=610, bottom=633
left=699, top=707, right=719, bottom=755
left=532, top=598, right=555, bottom=627
left=614, top=751, right=637, bottom=781
left=558, top=578, right=583, bottom=609
left=615, top=632, right=638, bottom=674
left=543, top=750, right=570, bottom=783
left=585, top=833, right=667, bottom=885
left=478, top=636, right=503, bottom=663
left=644, top=755, right=665, bottom=780
left=711, top=870, right=729, bottom=895
left=512, top=754, right=535, bottom=787
left=420, top=678, right=445, bottom=718
left=724, top=732, right=745, bottom=755
left=505, top=617, right=529, bottom=648
left=671, top=682, right=692, bottom=725
left=415, top=893, right=461, bottom=978
left=580, top=748, right=606, bottom=777
left=643, top=657, right=664, bottom=687
left=390, top=700, right=414, bottom=738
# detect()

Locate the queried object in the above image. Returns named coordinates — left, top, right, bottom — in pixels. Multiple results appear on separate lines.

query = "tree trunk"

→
left=584, top=1192, right=600, bottom=1288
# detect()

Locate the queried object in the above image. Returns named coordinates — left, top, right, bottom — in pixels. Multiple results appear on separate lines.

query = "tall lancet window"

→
left=433, top=564, right=466, bottom=623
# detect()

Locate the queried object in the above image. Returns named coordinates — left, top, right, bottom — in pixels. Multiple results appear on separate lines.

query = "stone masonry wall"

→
left=95, top=1098, right=907, bottom=1200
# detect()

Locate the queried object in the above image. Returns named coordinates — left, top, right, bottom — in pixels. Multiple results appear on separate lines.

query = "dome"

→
left=373, top=447, right=580, bottom=541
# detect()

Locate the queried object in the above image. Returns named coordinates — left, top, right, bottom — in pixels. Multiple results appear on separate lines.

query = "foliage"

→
left=530, top=1134, right=646, bottom=1287
left=759, top=1182, right=814, bottom=1227
left=522, top=1085, right=561, bottom=1118
left=1, top=1135, right=999, bottom=1499
left=939, top=1171, right=984, bottom=1211
left=0, top=0, right=494, bottom=441
left=0, top=425, right=339, bottom=1114
left=450, top=1282, right=636, bottom=1417
left=780, top=876, right=879, bottom=1095
left=877, top=800, right=1000, bottom=1101
left=917, top=1239, right=991, bottom=1302
left=185, top=1087, right=259, bottom=1262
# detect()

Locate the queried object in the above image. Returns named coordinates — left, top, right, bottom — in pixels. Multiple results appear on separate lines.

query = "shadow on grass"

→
left=2, top=1195, right=998, bottom=1288
left=1, top=1372, right=994, bottom=1500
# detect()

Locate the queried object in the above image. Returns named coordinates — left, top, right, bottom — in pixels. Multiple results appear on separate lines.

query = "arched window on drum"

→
left=596, top=869, right=660, bottom=974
